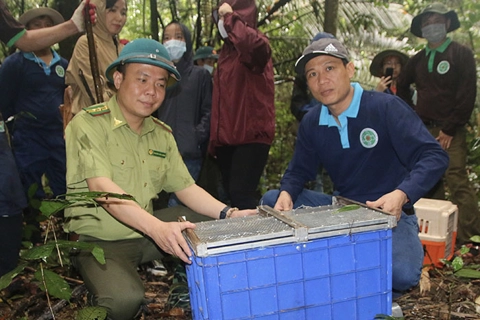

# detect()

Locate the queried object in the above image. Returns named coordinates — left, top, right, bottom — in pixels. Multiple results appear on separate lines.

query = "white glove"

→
left=71, top=0, right=96, bottom=32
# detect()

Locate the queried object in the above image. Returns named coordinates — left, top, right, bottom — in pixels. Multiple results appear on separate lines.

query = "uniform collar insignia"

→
left=114, top=117, right=123, bottom=126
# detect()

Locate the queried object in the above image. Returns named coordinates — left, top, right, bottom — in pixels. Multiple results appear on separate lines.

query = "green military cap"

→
left=193, top=46, right=219, bottom=62
left=106, top=38, right=181, bottom=87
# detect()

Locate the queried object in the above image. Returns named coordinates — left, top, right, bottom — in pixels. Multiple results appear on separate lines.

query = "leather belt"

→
left=403, top=207, right=415, bottom=215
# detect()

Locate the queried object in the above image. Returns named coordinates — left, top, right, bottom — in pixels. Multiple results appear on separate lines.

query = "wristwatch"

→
left=219, top=206, right=231, bottom=219
left=219, top=206, right=238, bottom=219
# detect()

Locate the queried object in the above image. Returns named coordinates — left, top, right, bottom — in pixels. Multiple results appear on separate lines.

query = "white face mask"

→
left=421, top=23, right=447, bottom=43
left=164, top=40, right=187, bottom=61
left=203, top=64, right=214, bottom=74
left=217, top=20, right=228, bottom=39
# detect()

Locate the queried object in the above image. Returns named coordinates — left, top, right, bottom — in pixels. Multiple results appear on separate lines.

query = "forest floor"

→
left=1, top=254, right=479, bottom=320
left=396, top=254, right=480, bottom=320
left=1, top=212, right=480, bottom=320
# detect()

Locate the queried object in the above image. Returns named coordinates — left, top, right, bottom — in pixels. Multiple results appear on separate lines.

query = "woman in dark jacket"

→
left=156, top=21, right=213, bottom=207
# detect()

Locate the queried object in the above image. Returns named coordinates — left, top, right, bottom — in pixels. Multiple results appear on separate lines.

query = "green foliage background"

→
left=2, top=0, right=480, bottom=198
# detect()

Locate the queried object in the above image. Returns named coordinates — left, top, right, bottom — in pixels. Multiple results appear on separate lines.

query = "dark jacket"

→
left=281, top=86, right=449, bottom=205
left=0, top=51, right=67, bottom=132
left=156, top=22, right=212, bottom=159
left=397, top=40, right=476, bottom=136
left=0, top=128, right=27, bottom=216
left=209, top=0, right=275, bottom=153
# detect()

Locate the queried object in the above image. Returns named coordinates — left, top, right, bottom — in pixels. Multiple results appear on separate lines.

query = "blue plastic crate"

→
left=186, top=227, right=392, bottom=320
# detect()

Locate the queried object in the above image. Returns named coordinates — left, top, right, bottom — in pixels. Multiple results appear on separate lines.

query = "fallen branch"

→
left=37, top=284, right=87, bottom=320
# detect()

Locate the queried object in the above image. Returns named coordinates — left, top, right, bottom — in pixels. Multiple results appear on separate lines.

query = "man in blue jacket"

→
left=0, top=115, right=27, bottom=277
left=261, top=38, right=449, bottom=297
left=0, top=7, right=69, bottom=245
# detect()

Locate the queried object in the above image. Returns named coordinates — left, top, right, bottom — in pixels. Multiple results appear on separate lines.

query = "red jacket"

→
left=209, top=0, right=275, bottom=153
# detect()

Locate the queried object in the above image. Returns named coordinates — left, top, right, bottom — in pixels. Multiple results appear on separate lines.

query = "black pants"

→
left=215, top=143, right=270, bottom=209
left=0, top=214, right=23, bottom=277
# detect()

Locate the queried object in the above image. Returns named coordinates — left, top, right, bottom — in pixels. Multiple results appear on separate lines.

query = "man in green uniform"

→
left=64, top=38, right=256, bottom=320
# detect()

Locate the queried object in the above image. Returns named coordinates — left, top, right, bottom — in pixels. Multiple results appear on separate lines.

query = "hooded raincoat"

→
left=209, top=0, right=275, bottom=154
left=66, top=0, right=124, bottom=114
left=156, top=22, right=212, bottom=160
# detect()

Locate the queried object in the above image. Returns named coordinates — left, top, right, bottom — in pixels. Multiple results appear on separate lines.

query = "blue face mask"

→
left=421, top=23, right=447, bottom=43
left=164, top=40, right=187, bottom=61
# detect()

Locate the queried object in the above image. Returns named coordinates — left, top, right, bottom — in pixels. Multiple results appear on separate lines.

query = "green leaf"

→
left=336, top=204, right=361, bottom=213
left=29, top=198, right=42, bottom=210
left=0, top=263, right=27, bottom=291
left=27, top=183, right=38, bottom=200
left=52, top=240, right=105, bottom=265
left=39, top=200, right=72, bottom=218
left=34, top=269, right=72, bottom=301
left=459, top=246, right=471, bottom=255
left=21, top=241, right=33, bottom=249
left=21, top=243, right=55, bottom=260
left=469, top=235, right=480, bottom=243
left=54, top=239, right=94, bottom=250
left=66, top=191, right=137, bottom=202
left=77, top=306, right=108, bottom=320
left=91, top=246, right=106, bottom=265
left=454, top=268, right=480, bottom=279
left=38, top=192, right=138, bottom=219
left=451, top=256, right=464, bottom=272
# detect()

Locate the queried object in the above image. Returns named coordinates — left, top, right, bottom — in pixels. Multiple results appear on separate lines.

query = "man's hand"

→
left=147, top=220, right=197, bottom=264
left=365, top=189, right=408, bottom=221
left=436, top=130, right=453, bottom=150
left=273, top=191, right=294, bottom=211
left=71, top=0, right=97, bottom=32
left=218, top=3, right=233, bottom=17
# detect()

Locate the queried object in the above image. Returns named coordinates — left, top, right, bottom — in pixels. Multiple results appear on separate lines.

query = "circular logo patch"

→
left=360, top=128, right=378, bottom=148
left=437, top=61, right=450, bottom=75
left=56, top=65, right=65, bottom=77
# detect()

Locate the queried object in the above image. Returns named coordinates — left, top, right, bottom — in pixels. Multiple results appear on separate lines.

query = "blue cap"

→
left=311, top=32, right=335, bottom=44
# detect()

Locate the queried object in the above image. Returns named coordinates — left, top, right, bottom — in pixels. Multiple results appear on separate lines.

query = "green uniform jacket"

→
left=64, top=95, right=194, bottom=240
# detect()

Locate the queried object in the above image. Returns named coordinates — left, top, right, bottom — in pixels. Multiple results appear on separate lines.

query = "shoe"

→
left=147, top=259, right=168, bottom=276
left=454, top=243, right=480, bottom=259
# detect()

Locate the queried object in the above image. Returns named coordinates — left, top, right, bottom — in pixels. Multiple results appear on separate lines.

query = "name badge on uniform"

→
left=148, top=149, right=166, bottom=158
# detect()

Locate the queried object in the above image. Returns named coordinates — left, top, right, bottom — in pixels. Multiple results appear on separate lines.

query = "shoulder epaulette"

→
left=83, top=103, right=110, bottom=116
left=152, top=117, right=172, bottom=133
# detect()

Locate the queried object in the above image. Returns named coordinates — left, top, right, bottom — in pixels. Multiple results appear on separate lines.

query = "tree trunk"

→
left=324, top=0, right=339, bottom=37
left=53, top=0, right=79, bottom=60
left=150, top=0, right=159, bottom=41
